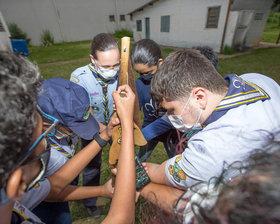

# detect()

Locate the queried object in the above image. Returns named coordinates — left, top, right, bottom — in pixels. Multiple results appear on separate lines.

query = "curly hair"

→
left=0, top=51, right=42, bottom=189
left=193, top=141, right=280, bottom=224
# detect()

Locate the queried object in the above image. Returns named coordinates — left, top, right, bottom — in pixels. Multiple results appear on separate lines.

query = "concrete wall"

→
left=0, top=0, right=150, bottom=45
left=244, top=8, right=271, bottom=47
left=230, top=0, right=273, bottom=48
left=132, top=0, right=230, bottom=52
left=224, top=11, right=239, bottom=48
left=0, top=11, right=12, bottom=51
left=231, top=0, right=273, bottom=11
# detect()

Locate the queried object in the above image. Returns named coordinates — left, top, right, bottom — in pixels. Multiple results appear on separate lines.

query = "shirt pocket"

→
left=90, top=94, right=103, bottom=114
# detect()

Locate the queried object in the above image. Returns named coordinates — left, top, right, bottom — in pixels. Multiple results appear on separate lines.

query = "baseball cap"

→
left=37, top=78, right=100, bottom=140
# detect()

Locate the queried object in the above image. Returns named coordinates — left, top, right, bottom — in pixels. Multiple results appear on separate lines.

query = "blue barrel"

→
left=11, top=39, right=29, bottom=56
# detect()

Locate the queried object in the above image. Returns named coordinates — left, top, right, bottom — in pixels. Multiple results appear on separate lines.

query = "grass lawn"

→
left=262, top=12, right=280, bottom=43
left=219, top=47, right=280, bottom=83
left=27, top=38, right=280, bottom=223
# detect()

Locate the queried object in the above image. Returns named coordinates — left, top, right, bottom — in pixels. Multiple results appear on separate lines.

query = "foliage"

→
left=40, top=29, right=55, bottom=47
left=272, top=0, right=280, bottom=11
left=220, top=45, right=236, bottom=55
left=262, top=12, right=280, bottom=43
left=112, top=29, right=133, bottom=39
left=8, top=23, right=30, bottom=44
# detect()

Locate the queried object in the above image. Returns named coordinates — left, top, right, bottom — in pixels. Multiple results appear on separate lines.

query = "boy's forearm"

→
left=146, top=161, right=170, bottom=185
left=46, top=185, right=109, bottom=202
left=105, top=118, right=135, bottom=223
left=140, top=182, right=184, bottom=214
left=47, top=129, right=109, bottom=197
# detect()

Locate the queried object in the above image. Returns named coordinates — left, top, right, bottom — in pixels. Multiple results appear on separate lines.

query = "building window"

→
left=109, top=15, right=115, bottom=22
left=136, top=20, right=142, bottom=31
left=206, top=6, right=221, bottom=28
left=254, top=13, right=264, bottom=21
left=120, top=15, right=125, bottom=21
left=161, top=15, right=170, bottom=32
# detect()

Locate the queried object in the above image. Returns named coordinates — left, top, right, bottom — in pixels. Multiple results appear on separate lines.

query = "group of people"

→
left=0, top=32, right=280, bottom=224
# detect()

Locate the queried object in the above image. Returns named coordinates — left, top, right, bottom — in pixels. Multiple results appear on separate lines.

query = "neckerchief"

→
left=204, top=74, right=270, bottom=125
left=88, top=64, right=111, bottom=124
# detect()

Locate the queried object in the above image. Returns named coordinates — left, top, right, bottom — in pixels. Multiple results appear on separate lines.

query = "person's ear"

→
left=158, top=58, right=163, bottom=67
left=89, top=54, right=95, bottom=65
left=192, top=87, right=207, bottom=110
left=6, top=168, right=26, bottom=200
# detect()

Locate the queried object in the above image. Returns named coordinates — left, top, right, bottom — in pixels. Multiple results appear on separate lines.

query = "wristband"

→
left=93, top=132, right=107, bottom=148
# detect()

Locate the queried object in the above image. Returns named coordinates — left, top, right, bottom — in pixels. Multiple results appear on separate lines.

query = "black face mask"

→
left=139, top=73, right=154, bottom=83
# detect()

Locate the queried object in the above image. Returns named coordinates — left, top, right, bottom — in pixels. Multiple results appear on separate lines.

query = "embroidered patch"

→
left=168, top=154, right=186, bottom=183
left=70, top=77, right=79, bottom=83
left=83, top=106, right=90, bottom=120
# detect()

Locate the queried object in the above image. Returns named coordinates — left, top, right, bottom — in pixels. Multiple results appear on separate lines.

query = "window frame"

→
left=136, top=20, right=142, bottom=32
left=109, top=15, right=115, bottom=22
left=120, top=15, right=126, bottom=21
left=161, top=15, right=170, bottom=32
left=206, top=6, right=221, bottom=29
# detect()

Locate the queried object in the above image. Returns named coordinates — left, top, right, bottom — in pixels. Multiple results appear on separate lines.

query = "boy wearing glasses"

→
left=30, top=77, right=102, bottom=223
left=0, top=52, right=119, bottom=223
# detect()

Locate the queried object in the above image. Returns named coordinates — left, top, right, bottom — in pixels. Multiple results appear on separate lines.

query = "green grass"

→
left=220, top=45, right=236, bottom=55
left=28, top=40, right=91, bottom=64
left=262, top=12, right=280, bottom=43
left=27, top=38, right=280, bottom=223
left=218, top=47, right=280, bottom=83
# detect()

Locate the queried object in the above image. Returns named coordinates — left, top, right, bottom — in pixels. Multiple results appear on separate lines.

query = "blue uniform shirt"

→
left=70, top=64, right=118, bottom=124
left=135, top=76, right=166, bottom=128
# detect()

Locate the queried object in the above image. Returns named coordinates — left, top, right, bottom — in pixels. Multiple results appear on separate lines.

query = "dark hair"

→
left=90, top=33, right=119, bottom=59
left=0, top=51, right=41, bottom=189
left=130, top=39, right=162, bottom=67
left=192, top=46, right=218, bottom=71
left=150, top=49, right=228, bottom=103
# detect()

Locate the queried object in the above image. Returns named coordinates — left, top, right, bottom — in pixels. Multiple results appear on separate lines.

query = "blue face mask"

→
left=139, top=73, right=154, bottom=83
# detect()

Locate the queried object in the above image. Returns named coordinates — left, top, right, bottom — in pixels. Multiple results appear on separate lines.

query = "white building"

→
left=129, top=0, right=273, bottom=52
left=0, top=0, right=150, bottom=45
left=0, top=11, right=12, bottom=51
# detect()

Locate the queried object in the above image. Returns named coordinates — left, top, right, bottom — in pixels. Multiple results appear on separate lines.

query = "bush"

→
left=112, top=29, right=133, bottom=39
left=8, top=23, right=30, bottom=44
left=221, top=45, right=236, bottom=55
left=41, top=30, right=54, bottom=46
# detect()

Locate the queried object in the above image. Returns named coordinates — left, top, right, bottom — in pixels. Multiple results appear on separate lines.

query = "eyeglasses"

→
left=0, top=112, right=57, bottom=205
left=24, top=139, right=51, bottom=192
left=27, top=112, right=59, bottom=153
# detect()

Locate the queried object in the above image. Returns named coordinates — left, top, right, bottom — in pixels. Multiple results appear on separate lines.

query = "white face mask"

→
left=96, top=66, right=119, bottom=80
left=168, top=95, right=203, bottom=133
left=94, top=60, right=119, bottom=80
